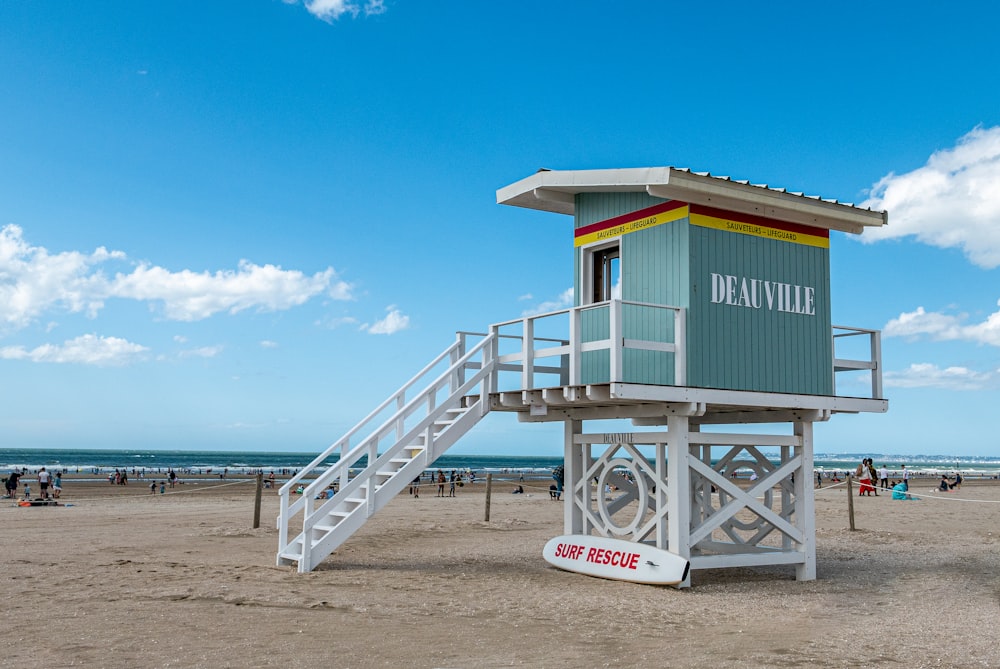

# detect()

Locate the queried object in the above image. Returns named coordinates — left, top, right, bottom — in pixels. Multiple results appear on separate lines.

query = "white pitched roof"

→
left=497, top=167, right=887, bottom=234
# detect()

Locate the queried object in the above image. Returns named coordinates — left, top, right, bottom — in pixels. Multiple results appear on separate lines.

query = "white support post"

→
left=655, top=440, right=668, bottom=550
left=673, top=307, right=686, bottom=386
left=871, top=330, right=883, bottom=399
left=564, top=419, right=584, bottom=535
left=569, top=307, right=581, bottom=386
left=781, top=443, right=792, bottom=552
left=609, top=299, right=623, bottom=383
left=667, top=415, right=692, bottom=588
left=522, top=317, right=534, bottom=391
left=794, top=420, right=816, bottom=581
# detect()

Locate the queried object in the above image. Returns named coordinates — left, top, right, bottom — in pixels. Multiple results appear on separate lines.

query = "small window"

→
left=592, top=245, right=620, bottom=303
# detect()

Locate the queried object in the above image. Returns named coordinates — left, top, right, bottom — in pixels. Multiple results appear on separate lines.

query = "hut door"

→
left=591, top=245, right=620, bottom=303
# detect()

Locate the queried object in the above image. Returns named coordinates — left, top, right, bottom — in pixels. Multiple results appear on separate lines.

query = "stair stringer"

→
left=277, top=332, right=498, bottom=573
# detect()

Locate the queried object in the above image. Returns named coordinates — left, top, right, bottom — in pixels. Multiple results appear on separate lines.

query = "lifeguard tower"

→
left=277, top=167, right=888, bottom=587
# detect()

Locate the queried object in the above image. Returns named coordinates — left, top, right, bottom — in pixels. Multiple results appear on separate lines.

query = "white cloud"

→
left=0, top=334, right=148, bottom=366
left=178, top=345, right=224, bottom=359
left=110, top=261, right=341, bottom=321
left=861, top=126, right=1000, bottom=268
left=317, top=315, right=360, bottom=329
left=362, top=305, right=410, bottom=335
left=884, top=362, right=995, bottom=391
left=885, top=304, right=1000, bottom=347
left=290, top=0, right=386, bottom=22
left=0, top=224, right=124, bottom=329
left=259, top=340, right=278, bottom=348
left=521, top=288, right=574, bottom=317
left=0, top=225, right=354, bottom=331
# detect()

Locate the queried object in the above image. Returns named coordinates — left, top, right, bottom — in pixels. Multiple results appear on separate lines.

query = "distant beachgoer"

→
left=411, top=476, right=420, bottom=498
left=939, top=476, right=950, bottom=492
left=857, top=459, right=874, bottom=496
left=552, top=465, right=564, bottom=500
left=512, top=485, right=524, bottom=494
left=5, top=471, right=20, bottom=498
left=52, top=473, right=62, bottom=499
left=436, top=470, right=446, bottom=497
left=169, top=470, right=177, bottom=488
left=816, top=471, right=822, bottom=488
left=879, top=465, right=889, bottom=490
left=866, top=460, right=879, bottom=496
left=37, top=467, right=51, bottom=499
left=892, top=482, right=917, bottom=501
left=901, top=465, right=910, bottom=491
left=150, top=481, right=157, bottom=494
left=949, top=472, right=963, bottom=490
left=448, top=470, right=456, bottom=497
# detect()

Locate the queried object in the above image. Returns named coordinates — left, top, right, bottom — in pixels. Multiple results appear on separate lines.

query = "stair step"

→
left=313, top=524, right=336, bottom=533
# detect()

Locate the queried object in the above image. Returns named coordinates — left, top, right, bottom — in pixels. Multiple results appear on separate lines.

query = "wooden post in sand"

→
left=253, top=472, right=263, bottom=529
left=846, top=473, right=856, bottom=531
left=484, top=473, right=493, bottom=522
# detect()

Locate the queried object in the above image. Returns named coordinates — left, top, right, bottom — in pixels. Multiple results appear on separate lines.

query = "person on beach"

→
left=938, top=476, right=950, bottom=492
left=52, top=472, right=62, bottom=499
left=5, top=471, right=20, bottom=498
left=879, top=464, right=889, bottom=490
left=949, top=472, right=963, bottom=489
left=436, top=470, right=446, bottom=497
left=37, top=467, right=51, bottom=499
left=168, top=470, right=177, bottom=488
left=901, top=464, right=910, bottom=491
left=150, top=481, right=157, bottom=494
left=866, top=460, right=879, bottom=496
left=857, top=459, right=874, bottom=496
left=552, top=465, right=564, bottom=500
left=448, top=470, right=456, bottom=497
left=411, top=476, right=420, bottom=498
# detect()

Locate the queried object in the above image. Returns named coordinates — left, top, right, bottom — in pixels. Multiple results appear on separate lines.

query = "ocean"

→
left=2, top=447, right=999, bottom=478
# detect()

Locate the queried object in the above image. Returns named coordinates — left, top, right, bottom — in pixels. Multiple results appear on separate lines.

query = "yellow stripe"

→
left=689, top=213, right=829, bottom=248
left=574, top=205, right=689, bottom=247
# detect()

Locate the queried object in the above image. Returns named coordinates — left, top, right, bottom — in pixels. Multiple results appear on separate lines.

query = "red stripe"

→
left=574, top=200, right=688, bottom=238
left=689, top=204, right=829, bottom=239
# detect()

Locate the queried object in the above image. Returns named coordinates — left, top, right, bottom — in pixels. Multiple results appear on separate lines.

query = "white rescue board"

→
left=543, top=534, right=690, bottom=586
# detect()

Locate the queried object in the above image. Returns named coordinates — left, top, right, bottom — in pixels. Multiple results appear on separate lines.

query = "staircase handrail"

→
left=278, top=336, right=469, bottom=497
left=278, top=333, right=496, bottom=553
left=299, top=348, right=493, bottom=505
left=300, top=368, right=493, bottom=537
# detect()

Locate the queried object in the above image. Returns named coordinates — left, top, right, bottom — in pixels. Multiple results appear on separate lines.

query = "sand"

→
left=2, top=475, right=999, bottom=668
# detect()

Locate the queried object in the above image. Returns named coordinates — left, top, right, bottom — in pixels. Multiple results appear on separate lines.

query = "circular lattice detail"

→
left=596, top=457, right=649, bottom=536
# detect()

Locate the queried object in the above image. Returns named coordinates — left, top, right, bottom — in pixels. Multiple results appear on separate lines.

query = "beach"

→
left=2, top=475, right=999, bottom=668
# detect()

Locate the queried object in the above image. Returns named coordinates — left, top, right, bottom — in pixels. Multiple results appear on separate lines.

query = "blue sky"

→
left=2, top=1, right=999, bottom=457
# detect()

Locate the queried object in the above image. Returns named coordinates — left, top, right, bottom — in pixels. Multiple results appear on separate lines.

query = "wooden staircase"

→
left=276, top=332, right=497, bottom=573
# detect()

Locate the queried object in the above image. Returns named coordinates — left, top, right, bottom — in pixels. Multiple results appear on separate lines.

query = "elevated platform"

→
left=488, top=382, right=887, bottom=425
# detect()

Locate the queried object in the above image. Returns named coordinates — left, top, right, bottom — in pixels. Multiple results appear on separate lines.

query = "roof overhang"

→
left=496, top=167, right=887, bottom=235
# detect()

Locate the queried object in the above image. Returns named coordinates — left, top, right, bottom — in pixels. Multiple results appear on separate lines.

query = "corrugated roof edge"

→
left=496, top=167, right=887, bottom=234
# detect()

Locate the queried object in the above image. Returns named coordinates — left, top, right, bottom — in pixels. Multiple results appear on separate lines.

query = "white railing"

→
left=277, top=332, right=497, bottom=562
left=489, top=299, right=687, bottom=390
left=832, top=325, right=883, bottom=399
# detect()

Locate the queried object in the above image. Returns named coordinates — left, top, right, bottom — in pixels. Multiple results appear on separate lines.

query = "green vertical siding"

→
left=575, top=192, right=666, bottom=231
left=573, top=193, right=833, bottom=396
left=688, top=226, right=832, bottom=394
